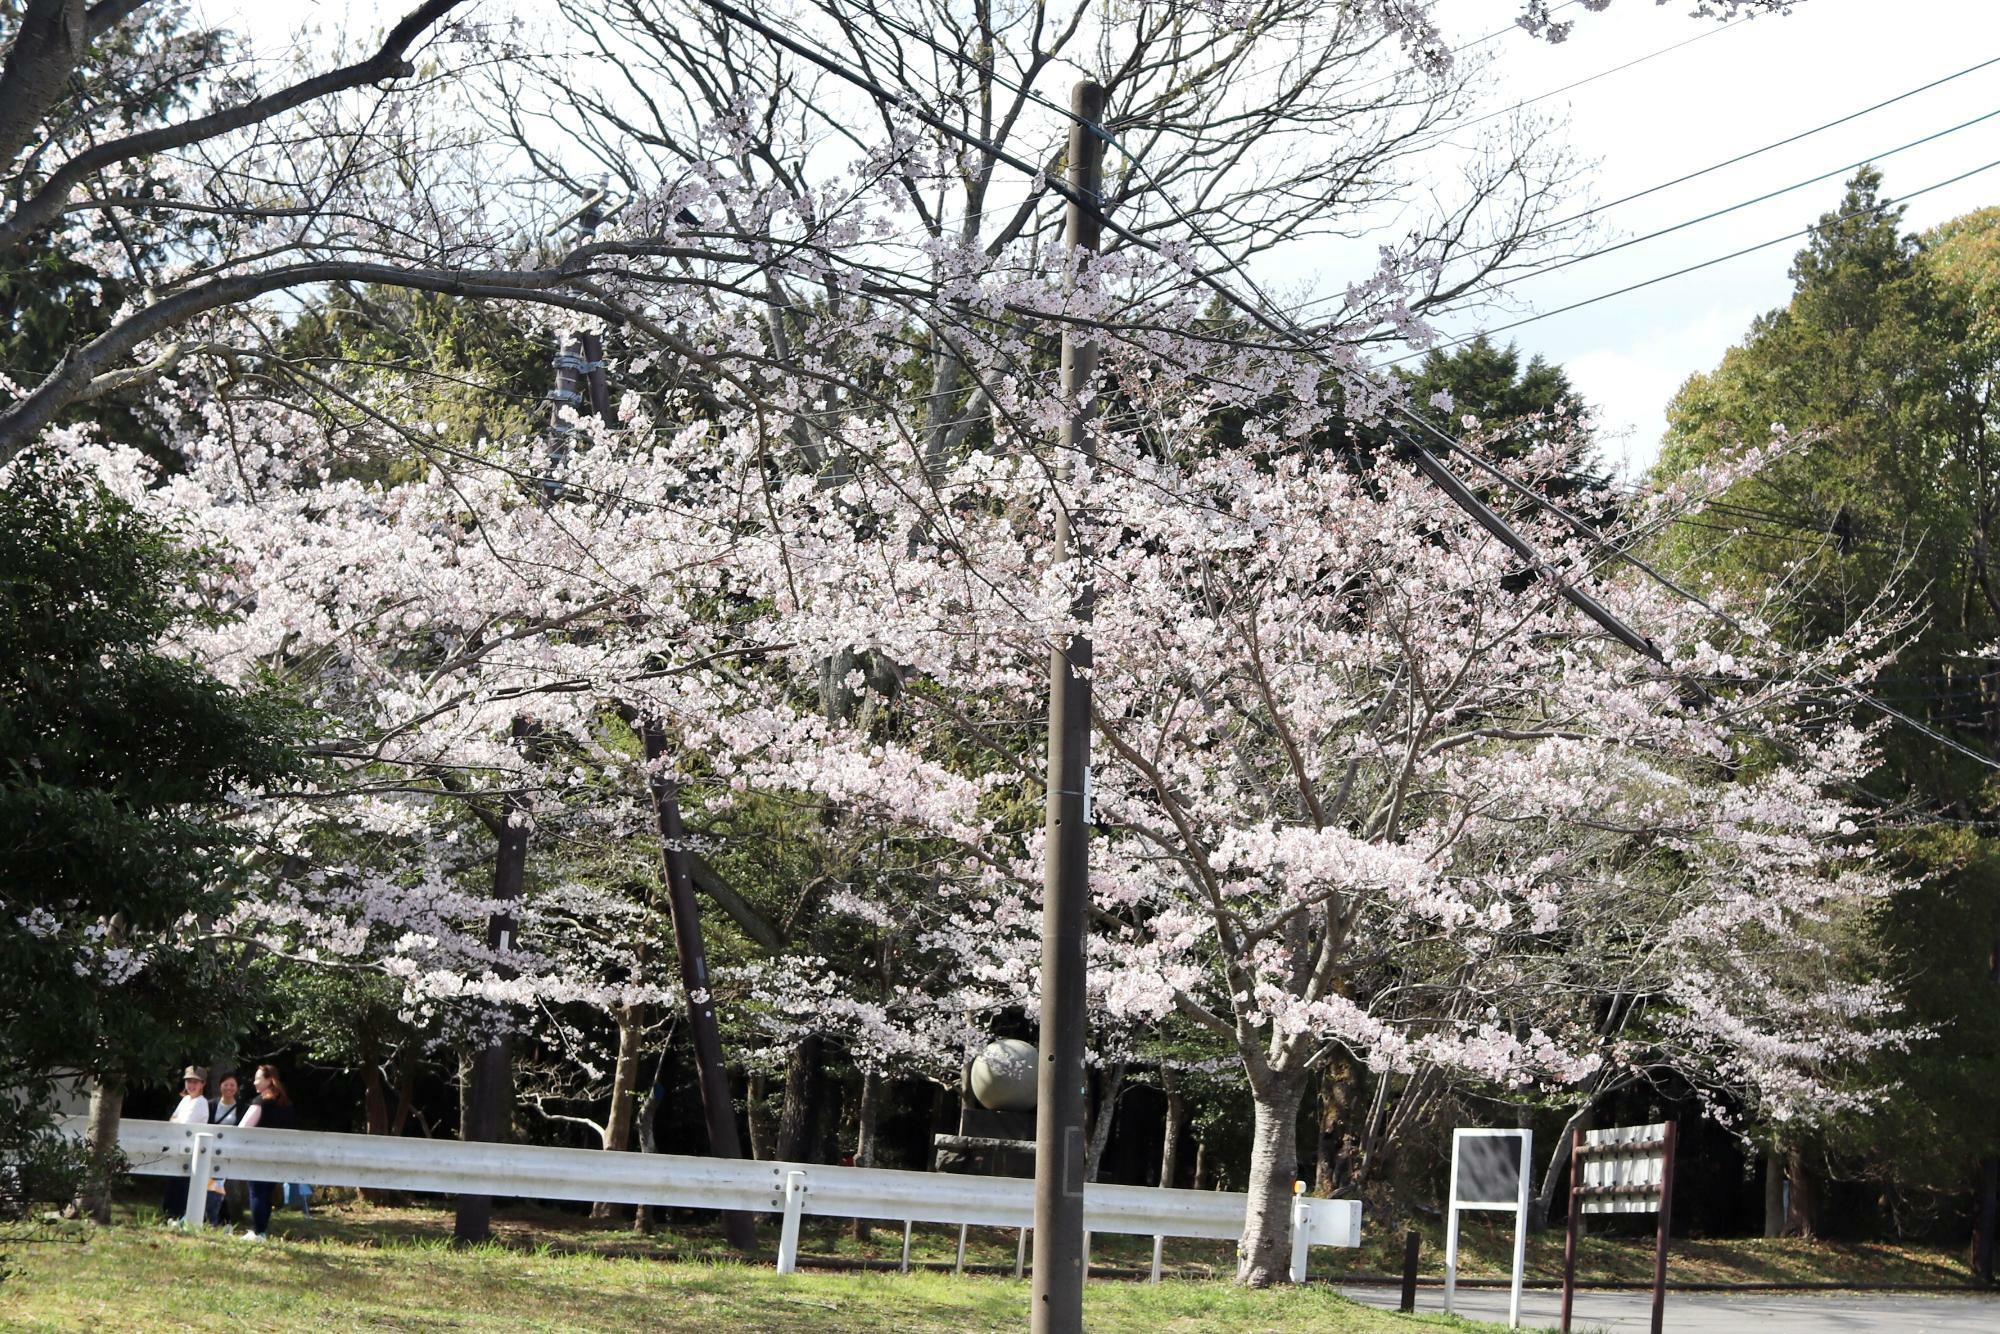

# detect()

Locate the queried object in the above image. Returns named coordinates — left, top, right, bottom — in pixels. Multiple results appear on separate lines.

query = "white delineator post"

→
left=777, top=1169, right=808, bottom=1273
left=1288, top=1181, right=1312, bottom=1284
left=182, top=1131, right=217, bottom=1228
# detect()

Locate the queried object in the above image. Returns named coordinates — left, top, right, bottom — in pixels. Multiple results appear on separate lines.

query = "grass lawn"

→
left=0, top=1216, right=1504, bottom=1333
left=183, top=1194, right=1972, bottom=1289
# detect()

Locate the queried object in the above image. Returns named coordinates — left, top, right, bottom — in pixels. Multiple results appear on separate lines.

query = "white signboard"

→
left=1444, top=1127, right=1532, bottom=1329
left=1578, top=1121, right=1669, bottom=1214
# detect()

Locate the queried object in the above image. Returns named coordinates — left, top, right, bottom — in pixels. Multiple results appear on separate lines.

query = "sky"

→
left=1397, top=0, right=2000, bottom=477
left=205, top=0, right=2000, bottom=477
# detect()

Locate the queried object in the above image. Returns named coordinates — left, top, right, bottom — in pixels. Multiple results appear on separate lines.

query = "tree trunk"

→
left=1193, top=1138, right=1209, bottom=1191
left=1084, top=1060, right=1125, bottom=1184
left=747, top=1071, right=773, bottom=1161
left=357, top=1055, right=409, bottom=1207
left=1235, top=1073, right=1307, bottom=1287
left=1763, top=1148, right=1786, bottom=1239
left=777, top=1035, right=823, bottom=1163
left=634, top=1041, right=671, bottom=1235
left=1784, top=1143, right=1817, bottom=1238
left=455, top=734, right=531, bottom=1248
left=1974, top=1155, right=1997, bottom=1287
left=1159, top=1067, right=1186, bottom=1190
left=1313, top=1057, right=1361, bottom=1196
left=591, top=1003, right=646, bottom=1221
left=850, top=1066, right=882, bottom=1241
left=1531, top=1099, right=1597, bottom=1233
left=69, top=1075, right=124, bottom=1224
left=389, top=1052, right=418, bottom=1136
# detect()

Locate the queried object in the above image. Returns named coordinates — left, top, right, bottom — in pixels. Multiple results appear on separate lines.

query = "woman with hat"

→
left=163, top=1065, right=211, bottom=1222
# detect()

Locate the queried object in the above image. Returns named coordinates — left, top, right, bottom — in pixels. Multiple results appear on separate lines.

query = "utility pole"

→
left=640, top=721, right=760, bottom=1251
left=1977, top=933, right=1998, bottom=1287
left=454, top=714, right=531, bottom=1244
left=1032, top=79, right=1104, bottom=1334
left=559, top=208, right=759, bottom=1248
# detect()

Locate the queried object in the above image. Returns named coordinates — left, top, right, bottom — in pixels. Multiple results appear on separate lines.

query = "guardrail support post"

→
left=901, top=1218, right=913, bottom=1273
left=1149, top=1234, right=1163, bottom=1283
left=1017, top=1227, right=1029, bottom=1278
left=1288, top=1185, right=1312, bottom=1284
left=183, top=1132, right=216, bottom=1228
left=955, top=1222, right=968, bottom=1274
left=776, top=1169, right=807, bottom=1274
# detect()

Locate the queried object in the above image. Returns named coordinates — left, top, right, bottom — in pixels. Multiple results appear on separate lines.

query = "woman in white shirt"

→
left=164, top=1065, right=211, bottom=1222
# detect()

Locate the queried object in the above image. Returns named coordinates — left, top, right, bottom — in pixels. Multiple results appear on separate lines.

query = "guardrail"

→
left=62, top=1116, right=1361, bottom=1281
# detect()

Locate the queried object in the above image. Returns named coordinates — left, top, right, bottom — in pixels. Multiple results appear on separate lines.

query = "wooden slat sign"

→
left=1561, top=1119, right=1678, bottom=1334
left=1577, top=1121, right=1668, bottom=1214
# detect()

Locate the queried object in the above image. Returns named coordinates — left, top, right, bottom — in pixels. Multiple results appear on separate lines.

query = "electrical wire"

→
left=1389, top=150, right=2000, bottom=365
left=691, top=0, right=2000, bottom=768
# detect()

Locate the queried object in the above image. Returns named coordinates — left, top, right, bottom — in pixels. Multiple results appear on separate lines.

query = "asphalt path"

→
left=1340, top=1284, right=1999, bottom=1331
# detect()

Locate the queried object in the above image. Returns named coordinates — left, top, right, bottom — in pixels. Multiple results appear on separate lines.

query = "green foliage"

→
left=1655, top=169, right=2000, bottom=1198
left=0, top=457, right=301, bottom=1155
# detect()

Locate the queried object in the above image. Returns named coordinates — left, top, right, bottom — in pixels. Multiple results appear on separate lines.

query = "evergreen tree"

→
left=0, top=457, right=299, bottom=1211
left=1657, top=169, right=2000, bottom=1251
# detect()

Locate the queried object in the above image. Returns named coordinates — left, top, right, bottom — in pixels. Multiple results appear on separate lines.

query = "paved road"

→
left=1341, top=1285, right=2000, bottom=1331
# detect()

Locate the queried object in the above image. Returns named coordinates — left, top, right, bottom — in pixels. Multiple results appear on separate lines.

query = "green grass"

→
left=0, top=1216, right=1505, bottom=1333
left=1343, top=1214, right=1972, bottom=1288
left=231, top=1195, right=1973, bottom=1289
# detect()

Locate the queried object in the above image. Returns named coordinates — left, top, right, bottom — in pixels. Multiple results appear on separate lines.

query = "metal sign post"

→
left=1444, top=1127, right=1533, bottom=1329
left=1561, top=1120, right=1677, bottom=1334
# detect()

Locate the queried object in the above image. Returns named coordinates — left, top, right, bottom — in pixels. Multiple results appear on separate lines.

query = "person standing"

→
left=163, top=1066, right=211, bottom=1223
left=205, top=1072, right=245, bottom=1226
left=236, top=1064, right=294, bottom=1240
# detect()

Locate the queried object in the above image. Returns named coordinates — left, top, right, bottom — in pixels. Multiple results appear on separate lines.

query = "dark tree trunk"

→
left=1313, top=1057, right=1361, bottom=1196
left=634, top=1042, right=671, bottom=1235
left=1159, top=1067, right=1186, bottom=1190
left=1084, top=1060, right=1125, bottom=1184
left=70, top=1075, right=124, bottom=1225
left=850, top=1067, right=882, bottom=1241
left=746, top=1071, right=773, bottom=1161
left=777, top=1035, right=824, bottom=1163
left=1193, top=1138, right=1210, bottom=1191
left=357, top=1052, right=407, bottom=1206
left=390, top=1052, right=418, bottom=1136
left=1764, top=1148, right=1786, bottom=1239
left=1532, top=1099, right=1597, bottom=1233
left=455, top=722, right=531, bottom=1247
left=1973, top=1156, right=1997, bottom=1287
left=1784, top=1143, right=1818, bottom=1238
left=641, top=720, right=756, bottom=1251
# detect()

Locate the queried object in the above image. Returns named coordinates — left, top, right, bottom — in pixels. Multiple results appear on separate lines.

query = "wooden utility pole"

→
left=1977, top=933, right=1999, bottom=1287
left=454, top=714, right=531, bottom=1244
left=1032, top=78, right=1104, bottom=1334
left=567, top=261, right=757, bottom=1251
left=642, top=721, right=759, bottom=1249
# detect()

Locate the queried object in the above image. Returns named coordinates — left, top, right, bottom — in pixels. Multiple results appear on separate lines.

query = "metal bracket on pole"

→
left=776, top=1169, right=807, bottom=1273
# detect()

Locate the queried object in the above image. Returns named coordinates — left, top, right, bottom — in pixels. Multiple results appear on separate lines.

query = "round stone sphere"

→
left=969, top=1038, right=1039, bottom=1112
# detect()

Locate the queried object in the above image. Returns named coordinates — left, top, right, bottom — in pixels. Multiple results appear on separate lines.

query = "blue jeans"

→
left=247, top=1181, right=277, bottom=1236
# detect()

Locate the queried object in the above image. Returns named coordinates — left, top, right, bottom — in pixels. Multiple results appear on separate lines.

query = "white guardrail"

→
left=60, top=1116, right=1361, bottom=1281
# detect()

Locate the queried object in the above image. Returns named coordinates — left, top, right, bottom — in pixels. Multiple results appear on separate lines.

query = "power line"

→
left=1301, top=95, right=2000, bottom=321
left=690, top=0, right=2000, bottom=769
left=1390, top=151, right=2000, bottom=366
